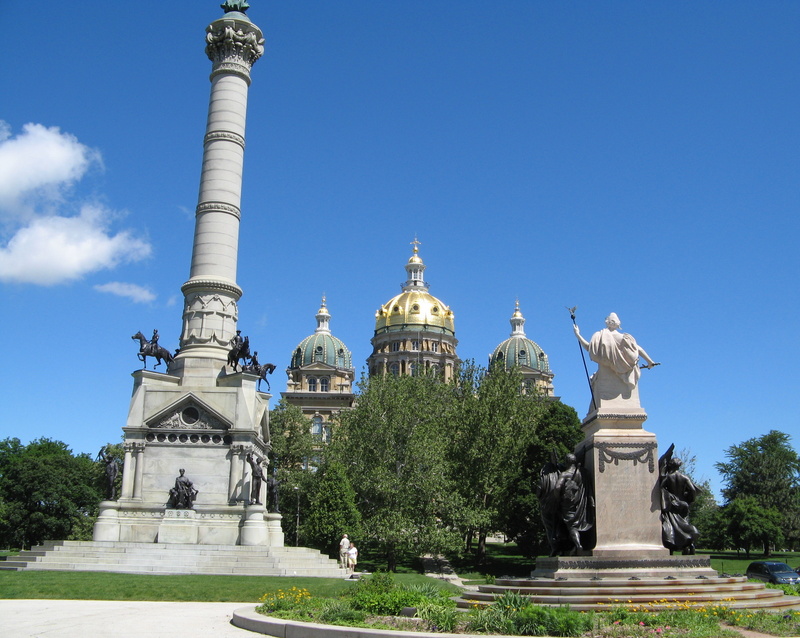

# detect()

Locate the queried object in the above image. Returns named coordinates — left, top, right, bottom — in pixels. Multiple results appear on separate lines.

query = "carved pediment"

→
left=145, top=394, right=231, bottom=431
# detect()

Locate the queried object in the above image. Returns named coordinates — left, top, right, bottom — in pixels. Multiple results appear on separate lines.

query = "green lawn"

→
left=700, top=550, right=800, bottom=575
left=0, top=570, right=456, bottom=601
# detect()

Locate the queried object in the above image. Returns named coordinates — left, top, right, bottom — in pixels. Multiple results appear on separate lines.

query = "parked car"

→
left=746, top=561, right=800, bottom=585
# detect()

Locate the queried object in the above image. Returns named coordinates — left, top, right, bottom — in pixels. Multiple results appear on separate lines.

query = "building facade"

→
left=282, top=298, right=355, bottom=442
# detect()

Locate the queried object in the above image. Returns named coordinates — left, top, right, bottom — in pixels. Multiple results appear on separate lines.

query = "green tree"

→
left=0, top=438, right=102, bottom=549
left=721, top=496, right=783, bottom=559
left=715, top=430, right=800, bottom=555
left=328, top=372, right=462, bottom=571
left=499, top=399, right=583, bottom=558
left=446, top=362, right=552, bottom=562
left=268, top=401, right=315, bottom=544
left=303, top=461, right=362, bottom=556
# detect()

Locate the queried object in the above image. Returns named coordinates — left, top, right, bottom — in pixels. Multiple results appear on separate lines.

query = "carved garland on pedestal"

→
left=594, top=441, right=657, bottom=473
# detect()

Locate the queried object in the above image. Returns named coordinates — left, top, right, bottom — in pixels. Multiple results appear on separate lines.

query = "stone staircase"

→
left=456, top=576, right=800, bottom=611
left=0, top=540, right=345, bottom=577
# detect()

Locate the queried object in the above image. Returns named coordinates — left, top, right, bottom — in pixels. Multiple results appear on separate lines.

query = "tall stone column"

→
left=171, top=5, right=264, bottom=383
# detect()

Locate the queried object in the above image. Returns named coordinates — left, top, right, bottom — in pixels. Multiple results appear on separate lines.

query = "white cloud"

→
left=0, top=121, right=100, bottom=215
left=95, top=281, right=156, bottom=304
left=0, top=204, right=151, bottom=285
left=0, top=122, right=152, bottom=286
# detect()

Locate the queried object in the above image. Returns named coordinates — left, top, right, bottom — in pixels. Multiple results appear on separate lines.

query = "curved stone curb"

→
left=231, top=606, right=524, bottom=638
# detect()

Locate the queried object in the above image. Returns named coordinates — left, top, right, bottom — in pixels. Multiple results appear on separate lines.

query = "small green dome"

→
left=490, top=301, right=550, bottom=373
left=290, top=297, right=353, bottom=369
left=491, top=336, right=550, bottom=373
left=291, top=333, right=352, bottom=369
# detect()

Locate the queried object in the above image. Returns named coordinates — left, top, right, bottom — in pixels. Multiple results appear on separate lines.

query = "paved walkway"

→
left=0, top=600, right=255, bottom=637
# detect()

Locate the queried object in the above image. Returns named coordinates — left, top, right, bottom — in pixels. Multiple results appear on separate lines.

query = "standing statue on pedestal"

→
left=572, top=313, right=659, bottom=410
left=659, top=444, right=700, bottom=554
left=246, top=452, right=265, bottom=505
left=267, top=467, right=280, bottom=513
left=537, top=451, right=594, bottom=556
left=167, top=469, right=198, bottom=509
left=97, top=447, right=119, bottom=500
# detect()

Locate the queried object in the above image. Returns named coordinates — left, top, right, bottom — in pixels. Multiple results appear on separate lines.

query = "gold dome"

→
left=374, top=240, right=455, bottom=335
left=375, top=290, right=455, bottom=334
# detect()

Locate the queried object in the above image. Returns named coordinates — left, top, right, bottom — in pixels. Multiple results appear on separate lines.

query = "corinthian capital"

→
left=206, top=20, right=264, bottom=76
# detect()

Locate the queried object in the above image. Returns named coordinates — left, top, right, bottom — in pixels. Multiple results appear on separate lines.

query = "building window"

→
left=312, top=416, right=323, bottom=439
left=411, top=340, right=419, bottom=350
left=308, top=377, right=317, bottom=392
left=322, top=425, right=331, bottom=443
left=314, top=345, right=324, bottom=362
left=519, top=349, right=527, bottom=365
left=390, top=363, right=400, bottom=376
left=431, top=342, right=439, bottom=353
left=391, top=342, right=400, bottom=352
left=320, top=377, right=330, bottom=392
left=409, top=362, right=419, bottom=376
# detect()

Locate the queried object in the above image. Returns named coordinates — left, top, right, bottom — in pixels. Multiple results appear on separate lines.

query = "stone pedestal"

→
left=158, top=509, right=199, bottom=544
left=93, top=501, right=121, bottom=542
left=266, top=513, right=285, bottom=547
left=240, top=504, right=268, bottom=546
left=577, top=410, right=667, bottom=558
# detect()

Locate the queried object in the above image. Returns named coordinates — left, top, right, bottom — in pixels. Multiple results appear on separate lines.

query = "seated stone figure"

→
left=167, top=469, right=198, bottom=509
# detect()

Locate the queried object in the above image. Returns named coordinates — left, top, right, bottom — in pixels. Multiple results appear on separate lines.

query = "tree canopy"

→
left=0, top=438, right=102, bottom=549
left=715, top=430, right=800, bottom=555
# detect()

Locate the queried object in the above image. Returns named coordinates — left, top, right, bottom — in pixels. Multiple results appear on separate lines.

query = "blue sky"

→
left=2, top=1, right=798, bottom=499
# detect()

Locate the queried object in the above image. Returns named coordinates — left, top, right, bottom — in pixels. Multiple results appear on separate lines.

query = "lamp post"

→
left=293, top=486, right=300, bottom=547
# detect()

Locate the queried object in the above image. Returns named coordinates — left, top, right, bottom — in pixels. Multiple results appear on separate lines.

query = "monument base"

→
left=576, top=409, right=668, bottom=558
left=532, top=555, right=717, bottom=580
left=158, top=509, right=199, bottom=544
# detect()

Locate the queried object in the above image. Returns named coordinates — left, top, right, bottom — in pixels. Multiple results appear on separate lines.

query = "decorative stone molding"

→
left=181, top=280, right=243, bottom=299
left=195, top=200, right=242, bottom=219
left=203, top=131, right=246, bottom=150
left=145, top=432, right=232, bottom=445
left=593, top=441, right=657, bottom=473
left=206, top=22, right=264, bottom=81
left=535, top=555, right=712, bottom=571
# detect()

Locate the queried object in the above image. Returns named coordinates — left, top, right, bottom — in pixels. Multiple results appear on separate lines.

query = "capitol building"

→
left=281, top=240, right=554, bottom=432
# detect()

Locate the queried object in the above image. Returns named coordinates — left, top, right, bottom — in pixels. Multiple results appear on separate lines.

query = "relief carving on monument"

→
left=150, top=404, right=227, bottom=430
left=595, top=441, right=657, bottom=473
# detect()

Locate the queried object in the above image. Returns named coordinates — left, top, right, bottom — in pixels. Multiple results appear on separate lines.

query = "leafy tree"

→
left=499, top=399, right=583, bottom=558
left=302, top=461, right=362, bottom=556
left=715, top=430, right=800, bottom=555
left=328, top=372, right=462, bottom=571
left=720, top=495, right=783, bottom=559
left=0, top=438, right=102, bottom=549
left=267, top=401, right=315, bottom=543
left=447, top=362, right=558, bottom=562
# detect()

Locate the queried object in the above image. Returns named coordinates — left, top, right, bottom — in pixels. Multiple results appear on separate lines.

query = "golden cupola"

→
left=368, top=240, right=459, bottom=380
left=374, top=241, right=455, bottom=337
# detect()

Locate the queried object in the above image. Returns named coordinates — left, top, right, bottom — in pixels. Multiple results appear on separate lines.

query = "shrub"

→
left=416, top=598, right=459, bottom=633
left=257, top=587, right=312, bottom=613
left=318, top=599, right=368, bottom=625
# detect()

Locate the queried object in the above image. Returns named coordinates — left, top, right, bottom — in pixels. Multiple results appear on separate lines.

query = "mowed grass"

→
left=701, top=550, right=800, bottom=575
left=0, top=570, right=455, bottom=601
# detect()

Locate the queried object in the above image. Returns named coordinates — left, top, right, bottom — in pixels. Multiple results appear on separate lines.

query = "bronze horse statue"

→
left=253, top=362, right=276, bottom=392
left=132, top=331, right=174, bottom=369
left=227, top=336, right=250, bottom=372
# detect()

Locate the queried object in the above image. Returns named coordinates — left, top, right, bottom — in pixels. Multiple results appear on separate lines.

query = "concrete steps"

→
left=0, top=541, right=345, bottom=577
left=456, top=576, right=800, bottom=612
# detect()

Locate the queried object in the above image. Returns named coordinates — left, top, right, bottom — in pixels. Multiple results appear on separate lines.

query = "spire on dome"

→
left=510, top=300, right=526, bottom=337
left=315, top=295, right=331, bottom=334
left=403, top=237, right=428, bottom=292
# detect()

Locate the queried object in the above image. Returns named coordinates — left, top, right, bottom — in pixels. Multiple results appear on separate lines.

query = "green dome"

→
left=490, top=301, right=550, bottom=373
left=290, top=298, right=352, bottom=369
left=291, top=333, right=352, bottom=369
left=491, top=336, right=550, bottom=373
